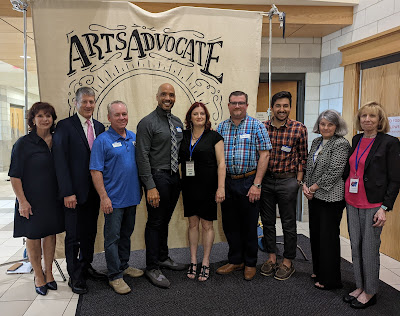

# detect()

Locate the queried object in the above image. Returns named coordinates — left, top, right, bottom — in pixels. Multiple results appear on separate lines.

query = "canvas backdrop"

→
left=31, top=0, right=263, bottom=256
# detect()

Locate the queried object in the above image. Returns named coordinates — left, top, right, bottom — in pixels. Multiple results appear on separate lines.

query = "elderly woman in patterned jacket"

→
left=303, top=109, right=350, bottom=291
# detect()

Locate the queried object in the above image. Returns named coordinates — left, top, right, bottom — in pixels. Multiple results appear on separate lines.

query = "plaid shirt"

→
left=264, top=118, right=308, bottom=173
left=217, top=115, right=272, bottom=175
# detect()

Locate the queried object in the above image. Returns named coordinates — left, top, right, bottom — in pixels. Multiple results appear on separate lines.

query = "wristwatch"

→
left=253, top=183, right=262, bottom=189
left=381, top=205, right=388, bottom=211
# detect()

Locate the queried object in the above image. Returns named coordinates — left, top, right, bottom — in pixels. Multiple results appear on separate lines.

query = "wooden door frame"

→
left=259, top=73, right=306, bottom=123
left=339, top=27, right=400, bottom=246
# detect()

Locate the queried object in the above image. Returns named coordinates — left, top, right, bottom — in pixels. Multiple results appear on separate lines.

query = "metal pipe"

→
left=23, top=6, right=28, bottom=135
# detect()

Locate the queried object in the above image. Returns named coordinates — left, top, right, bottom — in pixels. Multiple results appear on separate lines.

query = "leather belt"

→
left=266, top=172, right=296, bottom=179
left=151, top=169, right=177, bottom=175
left=228, top=170, right=256, bottom=180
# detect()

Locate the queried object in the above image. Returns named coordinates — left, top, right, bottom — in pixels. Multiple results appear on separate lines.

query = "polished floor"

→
left=0, top=171, right=400, bottom=315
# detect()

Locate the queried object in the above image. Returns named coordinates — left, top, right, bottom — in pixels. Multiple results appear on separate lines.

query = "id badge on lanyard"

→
left=349, top=136, right=374, bottom=194
left=186, top=131, right=203, bottom=177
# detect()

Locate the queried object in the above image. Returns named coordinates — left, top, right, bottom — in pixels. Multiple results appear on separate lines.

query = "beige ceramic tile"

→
left=0, top=279, right=38, bottom=301
left=340, top=245, right=352, bottom=258
left=379, top=268, right=400, bottom=285
left=24, top=298, right=70, bottom=316
left=63, top=298, right=78, bottom=316
left=0, top=300, right=33, bottom=316
left=0, top=280, right=15, bottom=297
left=380, top=254, right=400, bottom=269
left=390, top=268, right=400, bottom=277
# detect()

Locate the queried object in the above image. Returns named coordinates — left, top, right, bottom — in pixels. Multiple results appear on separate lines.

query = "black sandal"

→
left=198, top=265, right=210, bottom=282
left=187, top=263, right=197, bottom=279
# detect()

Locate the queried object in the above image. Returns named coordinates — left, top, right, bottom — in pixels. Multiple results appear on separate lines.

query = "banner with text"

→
left=31, top=0, right=263, bottom=129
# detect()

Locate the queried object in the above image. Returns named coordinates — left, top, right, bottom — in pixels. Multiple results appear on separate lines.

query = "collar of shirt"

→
left=156, top=105, right=170, bottom=118
left=268, top=117, right=292, bottom=129
left=108, top=126, right=132, bottom=141
left=76, top=111, right=93, bottom=126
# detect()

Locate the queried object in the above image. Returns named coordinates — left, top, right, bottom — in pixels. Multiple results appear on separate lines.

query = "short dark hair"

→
left=27, top=102, right=57, bottom=132
left=229, top=91, right=248, bottom=104
left=271, top=91, right=292, bottom=107
left=185, top=102, right=211, bottom=131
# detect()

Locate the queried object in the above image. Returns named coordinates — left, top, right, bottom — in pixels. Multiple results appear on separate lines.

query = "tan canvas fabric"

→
left=31, top=0, right=262, bottom=256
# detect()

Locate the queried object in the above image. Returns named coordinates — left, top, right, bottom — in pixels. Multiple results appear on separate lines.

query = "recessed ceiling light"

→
left=19, top=56, right=31, bottom=58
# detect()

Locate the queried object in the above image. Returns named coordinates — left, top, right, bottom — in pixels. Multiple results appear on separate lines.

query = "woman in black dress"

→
left=9, top=102, right=64, bottom=296
left=180, top=102, right=226, bottom=281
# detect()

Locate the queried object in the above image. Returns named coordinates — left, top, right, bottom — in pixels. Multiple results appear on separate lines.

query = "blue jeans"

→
left=104, top=205, right=137, bottom=281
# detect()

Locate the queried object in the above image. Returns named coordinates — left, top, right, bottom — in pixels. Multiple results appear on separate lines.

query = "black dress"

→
left=180, top=129, right=223, bottom=221
left=9, top=131, right=64, bottom=239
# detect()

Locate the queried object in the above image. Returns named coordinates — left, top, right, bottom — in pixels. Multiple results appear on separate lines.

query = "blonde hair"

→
left=355, top=101, right=390, bottom=133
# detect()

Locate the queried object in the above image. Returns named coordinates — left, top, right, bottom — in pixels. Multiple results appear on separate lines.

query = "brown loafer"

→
left=244, top=266, right=256, bottom=281
left=274, top=262, right=295, bottom=281
left=260, top=260, right=277, bottom=276
left=216, top=263, right=244, bottom=275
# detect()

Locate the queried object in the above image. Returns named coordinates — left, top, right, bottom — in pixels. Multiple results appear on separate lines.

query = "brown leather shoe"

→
left=244, top=266, right=256, bottom=281
left=216, top=263, right=245, bottom=275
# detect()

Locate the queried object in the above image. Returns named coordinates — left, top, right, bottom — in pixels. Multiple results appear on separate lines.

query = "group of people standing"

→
left=9, top=83, right=400, bottom=310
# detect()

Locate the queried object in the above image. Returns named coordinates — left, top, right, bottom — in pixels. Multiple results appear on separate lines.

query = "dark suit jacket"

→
left=343, top=132, right=400, bottom=210
left=53, top=114, right=105, bottom=204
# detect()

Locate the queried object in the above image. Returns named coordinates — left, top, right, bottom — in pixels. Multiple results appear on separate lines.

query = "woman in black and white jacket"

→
left=303, top=109, right=350, bottom=290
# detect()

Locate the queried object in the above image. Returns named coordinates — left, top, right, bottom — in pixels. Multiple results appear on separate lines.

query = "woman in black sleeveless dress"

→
left=180, top=102, right=225, bottom=281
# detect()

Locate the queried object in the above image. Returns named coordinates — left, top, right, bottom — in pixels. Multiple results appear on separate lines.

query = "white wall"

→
left=320, top=0, right=400, bottom=115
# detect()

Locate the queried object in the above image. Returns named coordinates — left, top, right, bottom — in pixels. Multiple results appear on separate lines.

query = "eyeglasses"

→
left=229, top=102, right=247, bottom=106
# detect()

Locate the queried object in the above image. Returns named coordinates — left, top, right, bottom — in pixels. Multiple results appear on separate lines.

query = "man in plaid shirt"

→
left=216, top=91, right=271, bottom=281
left=260, top=91, right=308, bottom=281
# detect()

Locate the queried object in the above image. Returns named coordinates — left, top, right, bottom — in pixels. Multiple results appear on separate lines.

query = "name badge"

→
left=132, top=141, right=136, bottom=146
left=186, top=161, right=195, bottom=176
left=112, top=142, right=122, bottom=148
left=281, top=145, right=292, bottom=153
left=240, top=133, right=250, bottom=139
left=176, top=127, right=182, bottom=133
left=349, top=178, right=359, bottom=193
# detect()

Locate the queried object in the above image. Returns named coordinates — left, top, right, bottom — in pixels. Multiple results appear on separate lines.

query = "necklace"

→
left=363, top=133, right=377, bottom=138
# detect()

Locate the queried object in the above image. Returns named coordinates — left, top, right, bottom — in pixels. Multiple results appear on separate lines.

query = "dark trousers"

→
left=221, top=174, right=259, bottom=267
left=104, top=206, right=136, bottom=281
left=309, top=198, right=344, bottom=287
left=260, top=176, right=298, bottom=259
left=145, top=170, right=180, bottom=270
left=64, top=187, right=100, bottom=282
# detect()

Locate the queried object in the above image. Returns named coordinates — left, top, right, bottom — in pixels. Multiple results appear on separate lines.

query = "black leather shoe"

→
left=46, top=280, right=58, bottom=290
left=350, top=295, right=377, bottom=309
left=68, top=278, right=88, bottom=294
left=85, top=265, right=107, bottom=280
left=34, top=277, right=48, bottom=296
left=343, top=293, right=357, bottom=303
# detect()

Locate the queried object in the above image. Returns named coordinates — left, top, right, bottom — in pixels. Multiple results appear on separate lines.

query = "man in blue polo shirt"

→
left=90, top=100, right=143, bottom=294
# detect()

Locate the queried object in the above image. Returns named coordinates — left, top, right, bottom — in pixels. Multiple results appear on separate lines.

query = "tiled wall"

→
left=320, top=0, right=400, bottom=115
left=260, top=36, right=322, bottom=147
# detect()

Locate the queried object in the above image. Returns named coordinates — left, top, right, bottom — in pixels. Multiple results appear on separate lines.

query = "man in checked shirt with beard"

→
left=260, top=91, right=308, bottom=281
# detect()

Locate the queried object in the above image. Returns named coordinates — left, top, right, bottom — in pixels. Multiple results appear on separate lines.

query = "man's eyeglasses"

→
left=229, top=102, right=246, bottom=106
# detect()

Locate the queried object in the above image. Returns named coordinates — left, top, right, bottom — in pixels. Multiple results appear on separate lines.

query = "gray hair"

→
left=107, top=100, right=128, bottom=115
left=75, top=87, right=95, bottom=103
left=313, top=109, right=348, bottom=137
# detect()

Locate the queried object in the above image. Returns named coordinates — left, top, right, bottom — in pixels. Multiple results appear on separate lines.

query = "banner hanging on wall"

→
left=31, top=0, right=263, bottom=129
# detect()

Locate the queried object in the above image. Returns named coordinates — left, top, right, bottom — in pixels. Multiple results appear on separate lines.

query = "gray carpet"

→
left=76, top=235, right=400, bottom=316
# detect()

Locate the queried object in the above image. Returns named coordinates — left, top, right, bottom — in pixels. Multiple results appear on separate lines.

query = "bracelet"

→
left=309, top=190, right=315, bottom=194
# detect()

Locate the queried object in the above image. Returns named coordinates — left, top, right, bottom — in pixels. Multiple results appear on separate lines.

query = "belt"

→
left=151, top=169, right=178, bottom=175
left=228, top=170, right=256, bottom=180
left=266, top=172, right=296, bottom=179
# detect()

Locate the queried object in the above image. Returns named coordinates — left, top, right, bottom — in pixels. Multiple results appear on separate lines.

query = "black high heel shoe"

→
left=46, top=280, right=58, bottom=290
left=34, top=277, right=48, bottom=296
left=350, top=294, right=377, bottom=309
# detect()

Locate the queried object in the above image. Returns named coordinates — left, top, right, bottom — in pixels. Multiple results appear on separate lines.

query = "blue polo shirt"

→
left=90, top=127, right=141, bottom=208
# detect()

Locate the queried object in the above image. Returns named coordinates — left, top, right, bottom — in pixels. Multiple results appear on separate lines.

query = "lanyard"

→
left=189, top=132, right=203, bottom=161
left=313, top=141, right=323, bottom=163
left=355, top=136, right=375, bottom=174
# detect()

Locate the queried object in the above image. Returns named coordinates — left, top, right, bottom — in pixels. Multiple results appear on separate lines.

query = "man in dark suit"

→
left=53, top=87, right=106, bottom=294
